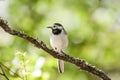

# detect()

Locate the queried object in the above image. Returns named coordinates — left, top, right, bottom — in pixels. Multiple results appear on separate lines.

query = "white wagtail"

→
left=47, top=23, right=68, bottom=73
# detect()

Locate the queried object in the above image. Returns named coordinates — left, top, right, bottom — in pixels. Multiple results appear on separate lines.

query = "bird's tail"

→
left=58, top=59, right=64, bottom=73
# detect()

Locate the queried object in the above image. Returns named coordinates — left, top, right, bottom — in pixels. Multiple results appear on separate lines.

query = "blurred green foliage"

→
left=0, top=0, right=120, bottom=80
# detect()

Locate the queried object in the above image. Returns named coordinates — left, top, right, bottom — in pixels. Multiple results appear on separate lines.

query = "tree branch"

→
left=0, top=17, right=111, bottom=80
left=0, top=64, right=9, bottom=80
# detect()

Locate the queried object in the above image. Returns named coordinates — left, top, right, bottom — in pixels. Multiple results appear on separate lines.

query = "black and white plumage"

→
left=48, top=23, right=68, bottom=73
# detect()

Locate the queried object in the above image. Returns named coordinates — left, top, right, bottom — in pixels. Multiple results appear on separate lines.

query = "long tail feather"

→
left=58, top=59, right=64, bottom=73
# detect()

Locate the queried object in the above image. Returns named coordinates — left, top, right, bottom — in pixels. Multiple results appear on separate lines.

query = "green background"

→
left=0, top=0, right=120, bottom=80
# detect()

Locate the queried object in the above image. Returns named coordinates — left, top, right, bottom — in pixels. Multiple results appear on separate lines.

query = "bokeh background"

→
left=0, top=0, right=120, bottom=80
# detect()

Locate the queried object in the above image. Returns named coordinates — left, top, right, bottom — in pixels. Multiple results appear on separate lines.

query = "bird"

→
left=47, top=23, right=68, bottom=73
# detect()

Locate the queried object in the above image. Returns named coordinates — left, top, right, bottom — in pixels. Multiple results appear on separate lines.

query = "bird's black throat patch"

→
left=52, top=29, right=62, bottom=35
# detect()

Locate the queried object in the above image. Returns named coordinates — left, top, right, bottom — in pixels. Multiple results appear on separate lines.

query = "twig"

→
left=20, top=53, right=27, bottom=80
left=0, top=64, right=9, bottom=80
left=0, top=62, right=22, bottom=79
left=0, top=17, right=111, bottom=80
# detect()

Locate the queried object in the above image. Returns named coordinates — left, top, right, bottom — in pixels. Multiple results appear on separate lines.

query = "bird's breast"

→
left=50, top=34, right=68, bottom=51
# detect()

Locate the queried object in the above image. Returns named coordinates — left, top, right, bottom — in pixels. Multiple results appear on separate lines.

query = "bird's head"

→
left=47, top=23, right=66, bottom=35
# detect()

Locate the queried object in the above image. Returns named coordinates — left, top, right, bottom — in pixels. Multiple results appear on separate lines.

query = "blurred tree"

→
left=0, top=0, right=120, bottom=80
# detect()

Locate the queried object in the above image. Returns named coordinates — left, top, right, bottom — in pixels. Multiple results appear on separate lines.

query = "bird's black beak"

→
left=47, top=26, right=52, bottom=29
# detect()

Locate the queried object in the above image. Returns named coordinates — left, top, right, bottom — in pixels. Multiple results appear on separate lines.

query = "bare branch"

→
left=0, top=18, right=111, bottom=80
left=0, top=62, right=22, bottom=79
left=0, top=64, right=9, bottom=80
